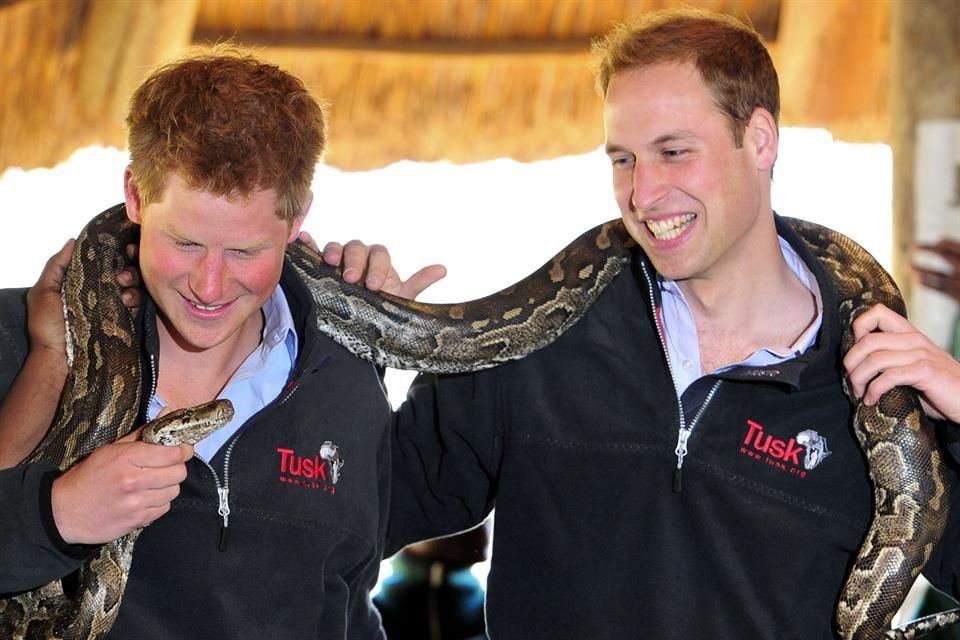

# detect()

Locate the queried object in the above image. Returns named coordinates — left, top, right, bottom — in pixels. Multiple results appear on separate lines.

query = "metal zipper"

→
left=638, top=259, right=722, bottom=493
left=672, top=379, right=721, bottom=492
left=196, top=436, right=238, bottom=552
left=200, top=376, right=302, bottom=552
left=148, top=345, right=238, bottom=549
left=150, top=318, right=307, bottom=553
left=147, top=344, right=234, bottom=547
left=148, top=353, right=159, bottom=403
left=148, top=340, right=237, bottom=550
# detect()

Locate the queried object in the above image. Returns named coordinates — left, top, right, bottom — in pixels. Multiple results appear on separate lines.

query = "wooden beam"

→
left=0, top=0, right=198, bottom=172
left=193, top=31, right=596, bottom=59
left=769, top=0, right=888, bottom=142
left=74, top=0, right=200, bottom=146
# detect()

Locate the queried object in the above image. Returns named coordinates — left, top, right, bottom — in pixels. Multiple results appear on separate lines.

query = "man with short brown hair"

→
left=380, top=8, right=960, bottom=638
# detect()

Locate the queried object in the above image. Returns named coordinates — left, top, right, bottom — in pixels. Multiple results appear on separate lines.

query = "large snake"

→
left=0, top=204, right=957, bottom=638
left=0, top=209, right=234, bottom=640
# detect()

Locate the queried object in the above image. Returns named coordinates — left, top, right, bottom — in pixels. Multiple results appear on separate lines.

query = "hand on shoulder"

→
left=298, top=231, right=447, bottom=300
left=843, top=303, right=960, bottom=422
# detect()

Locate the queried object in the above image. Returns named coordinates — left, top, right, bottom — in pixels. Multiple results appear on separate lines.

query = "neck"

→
left=679, top=234, right=817, bottom=373
left=679, top=233, right=789, bottom=327
left=155, top=310, right=264, bottom=409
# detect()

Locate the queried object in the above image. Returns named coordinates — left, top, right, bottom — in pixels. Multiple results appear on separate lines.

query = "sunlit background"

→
left=0, top=129, right=893, bottom=596
left=0, top=129, right=893, bottom=403
left=0, top=128, right=892, bottom=310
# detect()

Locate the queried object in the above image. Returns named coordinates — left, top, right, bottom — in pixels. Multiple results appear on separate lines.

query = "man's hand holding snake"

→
left=51, top=428, right=193, bottom=544
left=844, top=303, right=960, bottom=422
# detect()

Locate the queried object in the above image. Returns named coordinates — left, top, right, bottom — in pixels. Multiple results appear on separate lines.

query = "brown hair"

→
left=126, top=47, right=326, bottom=223
left=592, top=8, right=779, bottom=146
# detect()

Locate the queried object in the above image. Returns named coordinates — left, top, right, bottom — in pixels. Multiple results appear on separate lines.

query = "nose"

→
left=630, top=161, right=669, bottom=212
left=189, top=251, right=226, bottom=304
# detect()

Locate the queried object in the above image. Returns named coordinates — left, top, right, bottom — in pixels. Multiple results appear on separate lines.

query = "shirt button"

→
left=682, top=360, right=694, bottom=370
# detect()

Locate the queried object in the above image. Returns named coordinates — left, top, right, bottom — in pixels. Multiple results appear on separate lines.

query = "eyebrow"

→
left=605, top=130, right=699, bottom=155
left=604, top=142, right=629, bottom=155
left=652, top=130, right=698, bottom=145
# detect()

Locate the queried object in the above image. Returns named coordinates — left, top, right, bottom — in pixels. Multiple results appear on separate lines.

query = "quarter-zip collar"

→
left=721, top=213, right=843, bottom=389
left=633, top=250, right=722, bottom=493
left=632, top=212, right=842, bottom=393
left=138, top=261, right=345, bottom=549
left=630, top=212, right=845, bottom=493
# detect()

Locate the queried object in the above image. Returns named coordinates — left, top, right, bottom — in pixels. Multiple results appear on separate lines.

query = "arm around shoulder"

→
left=0, top=241, right=73, bottom=468
left=388, top=372, right=501, bottom=555
left=0, top=347, right=67, bottom=468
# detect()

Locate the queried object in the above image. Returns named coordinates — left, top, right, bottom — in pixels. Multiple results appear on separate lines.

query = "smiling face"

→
left=125, top=170, right=303, bottom=360
left=603, top=62, right=777, bottom=284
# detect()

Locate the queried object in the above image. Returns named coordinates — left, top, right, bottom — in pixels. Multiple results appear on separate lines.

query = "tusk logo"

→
left=319, top=441, right=344, bottom=484
left=795, top=430, right=831, bottom=470
left=740, top=419, right=830, bottom=478
left=276, top=441, right=345, bottom=494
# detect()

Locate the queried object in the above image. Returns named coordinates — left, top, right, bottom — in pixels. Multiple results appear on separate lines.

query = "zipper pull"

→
left=217, top=487, right=231, bottom=526
left=673, top=427, right=692, bottom=493
left=217, top=487, right=231, bottom=551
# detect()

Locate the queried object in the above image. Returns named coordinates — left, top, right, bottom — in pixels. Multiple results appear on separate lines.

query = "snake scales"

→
left=0, top=204, right=956, bottom=638
left=0, top=207, right=234, bottom=640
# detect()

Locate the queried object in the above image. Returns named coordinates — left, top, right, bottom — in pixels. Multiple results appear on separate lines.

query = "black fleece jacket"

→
left=0, top=260, right=392, bottom=639
left=387, top=216, right=960, bottom=639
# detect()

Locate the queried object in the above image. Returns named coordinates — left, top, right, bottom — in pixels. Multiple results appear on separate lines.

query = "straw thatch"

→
left=0, top=0, right=888, bottom=173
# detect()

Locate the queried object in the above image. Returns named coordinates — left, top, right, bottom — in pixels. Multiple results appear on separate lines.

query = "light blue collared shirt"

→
left=147, top=285, right=299, bottom=460
left=659, top=236, right=823, bottom=395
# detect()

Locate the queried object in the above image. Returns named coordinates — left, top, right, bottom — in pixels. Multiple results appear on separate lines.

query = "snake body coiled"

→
left=0, top=204, right=956, bottom=638
left=286, top=217, right=635, bottom=372
left=0, top=208, right=233, bottom=640
left=788, top=218, right=956, bottom=639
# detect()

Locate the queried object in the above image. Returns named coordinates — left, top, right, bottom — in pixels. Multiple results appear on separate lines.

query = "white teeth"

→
left=192, top=301, right=223, bottom=311
left=645, top=214, right=695, bottom=240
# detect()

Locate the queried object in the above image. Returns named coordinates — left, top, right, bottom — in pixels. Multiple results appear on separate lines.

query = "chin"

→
left=165, top=319, right=232, bottom=353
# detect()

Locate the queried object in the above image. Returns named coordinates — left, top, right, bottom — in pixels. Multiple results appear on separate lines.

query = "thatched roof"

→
left=1, top=0, right=888, bottom=173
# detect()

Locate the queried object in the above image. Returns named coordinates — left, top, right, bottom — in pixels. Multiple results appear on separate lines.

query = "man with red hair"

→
left=9, top=9, right=960, bottom=639
left=0, top=49, right=439, bottom=639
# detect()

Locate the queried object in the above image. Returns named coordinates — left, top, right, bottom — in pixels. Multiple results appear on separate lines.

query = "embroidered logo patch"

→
left=276, top=440, right=344, bottom=494
left=740, top=419, right=831, bottom=479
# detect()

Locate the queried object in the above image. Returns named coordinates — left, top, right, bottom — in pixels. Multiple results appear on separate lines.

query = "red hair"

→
left=126, top=47, right=326, bottom=222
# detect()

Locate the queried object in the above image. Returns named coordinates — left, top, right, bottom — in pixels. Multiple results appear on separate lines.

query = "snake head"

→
left=142, top=399, right=235, bottom=446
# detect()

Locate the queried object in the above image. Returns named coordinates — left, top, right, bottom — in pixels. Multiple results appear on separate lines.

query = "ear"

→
left=286, top=190, right=313, bottom=243
left=123, top=167, right=144, bottom=224
left=745, top=107, right=779, bottom=172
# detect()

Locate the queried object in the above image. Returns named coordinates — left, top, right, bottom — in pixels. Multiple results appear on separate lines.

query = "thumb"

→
left=393, top=264, right=448, bottom=300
